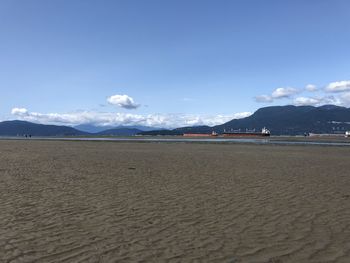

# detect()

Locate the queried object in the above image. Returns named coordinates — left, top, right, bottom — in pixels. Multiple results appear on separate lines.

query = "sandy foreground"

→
left=0, top=140, right=350, bottom=263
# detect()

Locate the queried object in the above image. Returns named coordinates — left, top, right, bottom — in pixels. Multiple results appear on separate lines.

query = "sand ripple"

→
left=1, top=140, right=350, bottom=262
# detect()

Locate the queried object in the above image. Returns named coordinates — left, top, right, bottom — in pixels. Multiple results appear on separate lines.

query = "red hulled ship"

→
left=223, top=127, right=271, bottom=137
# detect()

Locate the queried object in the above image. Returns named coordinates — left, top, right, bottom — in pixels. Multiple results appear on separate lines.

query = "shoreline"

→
left=1, top=135, right=350, bottom=147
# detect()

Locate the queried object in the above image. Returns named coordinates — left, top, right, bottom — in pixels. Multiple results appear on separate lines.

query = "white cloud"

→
left=340, top=92, right=350, bottom=105
left=231, top=112, right=252, bottom=119
left=292, top=95, right=350, bottom=107
left=107, top=94, right=140, bottom=109
left=255, top=80, right=350, bottom=107
left=11, top=108, right=251, bottom=128
left=321, top=95, right=342, bottom=106
left=256, top=87, right=298, bottom=103
left=11, top=108, right=28, bottom=115
left=305, top=84, right=318, bottom=92
left=293, top=97, right=321, bottom=106
left=255, top=95, right=273, bottom=103
left=325, top=80, right=350, bottom=93
left=271, top=87, right=299, bottom=99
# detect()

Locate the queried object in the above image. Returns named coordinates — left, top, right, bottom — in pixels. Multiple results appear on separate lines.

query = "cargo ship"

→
left=183, top=131, right=218, bottom=137
left=223, top=127, right=271, bottom=137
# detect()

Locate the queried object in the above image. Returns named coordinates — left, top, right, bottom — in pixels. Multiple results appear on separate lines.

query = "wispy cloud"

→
left=271, top=87, right=299, bottom=99
left=10, top=108, right=251, bottom=128
left=292, top=94, right=349, bottom=107
left=11, top=108, right=29, bottom=115
left=325, top=80, right=350, bottom=93
left=305, top=84, right=318, bottom=92
left=255, top=80, right=350, bottom=107
left=255, top=95, right=274, bottom=103
left=293, top=97, right=321, bottom=106
left=107, top=94, right=140, bottom=109
left=255, top=87, right=299, bottom=103
left=339, top=92, right=350, bottom=105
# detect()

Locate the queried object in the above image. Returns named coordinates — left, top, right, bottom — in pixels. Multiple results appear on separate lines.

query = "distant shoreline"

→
left=1, top=135, right=350, bottom=147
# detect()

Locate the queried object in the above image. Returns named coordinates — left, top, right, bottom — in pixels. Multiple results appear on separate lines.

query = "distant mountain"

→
left=0, top=121, right=157, bottom=137
left=96, top=127, right=142, bottom=136
left=75, top=124, right=159, bottom=133
left=215, top=105, right=350, bottom=135
left=0, top=120, right=88, bottom=136
left=140, top=105, right=350, bottom=136
left=140, top=126, right=211, bottom=136
left=74, top=124, right=115, bottom=133
left=3, top=105, right=350, bottom=137
left=139, top=125, right=216, bottom=136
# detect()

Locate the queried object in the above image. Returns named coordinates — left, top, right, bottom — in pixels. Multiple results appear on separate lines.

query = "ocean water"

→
left=1, top=136, right=350, bottom=147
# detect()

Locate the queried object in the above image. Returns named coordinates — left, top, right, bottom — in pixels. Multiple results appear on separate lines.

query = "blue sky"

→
left=1, top=0, right=350, bottom=127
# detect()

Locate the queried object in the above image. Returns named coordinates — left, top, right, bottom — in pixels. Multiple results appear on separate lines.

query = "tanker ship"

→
left=223, top=127, right=271, bottom=137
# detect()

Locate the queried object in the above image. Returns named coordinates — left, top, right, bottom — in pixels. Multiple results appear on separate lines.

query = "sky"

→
left=1, top=0, right=350, bottom=128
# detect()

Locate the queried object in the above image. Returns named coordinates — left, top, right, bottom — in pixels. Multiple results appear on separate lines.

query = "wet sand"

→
left=0, top=140, right=350, bottom=263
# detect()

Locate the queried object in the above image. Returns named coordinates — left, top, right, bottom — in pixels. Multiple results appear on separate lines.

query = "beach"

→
left=0, top=140, right=350, bottom=262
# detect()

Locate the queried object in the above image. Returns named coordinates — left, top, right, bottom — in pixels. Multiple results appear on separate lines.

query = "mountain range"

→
left=74, top=124, right=158, bottom=133
left=1, top=105, right=350, bottom=136
left=141, top=105, right=350, bottom=136
left=0, top=120, right=87, bottom=136
left=0, top=121, right=147, bottom=136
